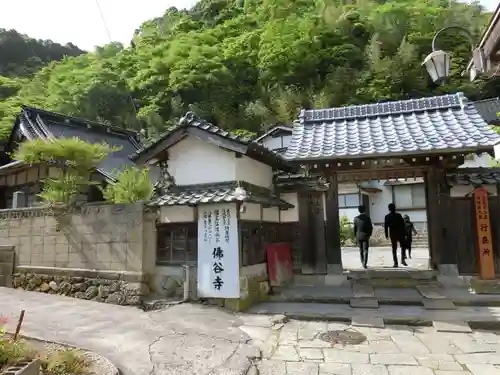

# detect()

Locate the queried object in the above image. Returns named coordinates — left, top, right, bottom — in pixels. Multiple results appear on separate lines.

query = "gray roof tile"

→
left=446, top=171, right=500, bottom=185
left=472, top=97, right=500, bottom=124
left=150, top=181, right=293, bottom=209
left=14, top=106, right=141, bottom=180
left=285, top=93, right=500, bottom=161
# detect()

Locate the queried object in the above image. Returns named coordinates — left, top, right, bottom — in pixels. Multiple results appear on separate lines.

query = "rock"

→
left=106, top=292, right=126, bottom=305
left=54, top=277, right=64, bottom=284
left=84, top=286, right=99, bottom=299
left=40, top=282, right=50, bottom=292
left=74, top=292, right=86, bottom=299
left=32, top=275, right=43, bottom=287
left=59, top=282, right=72, bottom=294
left=92, top=296, right=105, bottom=303
left=125, top=295, right=141, bottom=305
left=98, top=286, right=111, bottom=299
left=110, top=282, right=121, bottom=293
left=124, top=282, right=149, bottom=296
left=71, top=277, right=84, bottom=283
left=49, top=281, right=59, bottom=291
left=13, top=274, right=26, bottom=288
left=270, top=314, right=288, bottom=325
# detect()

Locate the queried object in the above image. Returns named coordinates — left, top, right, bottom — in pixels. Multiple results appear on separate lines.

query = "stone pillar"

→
left=324, top=173, right=346, bottom=285
left=12, top=191, right=25, bottom=208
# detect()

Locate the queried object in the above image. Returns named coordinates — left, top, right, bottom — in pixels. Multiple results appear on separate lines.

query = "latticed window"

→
left=156, top=223, right=197, bottom=264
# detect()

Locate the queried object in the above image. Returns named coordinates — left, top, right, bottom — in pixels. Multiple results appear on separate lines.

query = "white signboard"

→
left=197, top=203, right=240, bottom=298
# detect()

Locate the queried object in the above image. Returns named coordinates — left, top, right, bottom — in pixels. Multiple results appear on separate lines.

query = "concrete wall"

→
left=159, top=206, right=195, bottom=223
left=2, top=203, right=156, bottom=305
left=167, top=135, right=274, bottom=188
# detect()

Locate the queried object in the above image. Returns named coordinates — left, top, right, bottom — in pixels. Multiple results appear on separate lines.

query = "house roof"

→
left=133, top=112, right=294, bottom=172
left=149, top=180, right=294, bottom=209
left=472, top=97, right=500, bottom=125
left=9, top=106, right=141, bottom=180
left=446, top=168, right=500, bottom=186
left=255, top=125, right=293, bottom=142
left=284, top=93, right=500, bottom=162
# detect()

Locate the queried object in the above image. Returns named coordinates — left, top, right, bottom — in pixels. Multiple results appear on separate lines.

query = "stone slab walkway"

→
left=0, top=287, right=258, bottom=375
left=239, top=315, right=500, bottom=375
left=247, top=302, right=500, bottom=327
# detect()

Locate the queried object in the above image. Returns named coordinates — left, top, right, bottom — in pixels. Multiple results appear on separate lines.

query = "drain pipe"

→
left=182, top=264, right=190, bottom=302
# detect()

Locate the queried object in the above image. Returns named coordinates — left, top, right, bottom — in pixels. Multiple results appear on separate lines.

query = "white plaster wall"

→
left=159, top=206, right=195, bottom=223
left=260, top=135, right=291, bottom=150
left=240, top=203, right=261, bottom=221
left=263, top=207, right=280, bottom=222
left=235, top=156, right=273, bottom=188
left=280, top=193, right=298, bottom=222
left=460, top=153, right=494, bottom=168
left=168, top=136, right=236, bottom=185
left=451, top=184, right=498, bottom=197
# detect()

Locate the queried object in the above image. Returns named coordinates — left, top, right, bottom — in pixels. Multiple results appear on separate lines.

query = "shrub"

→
left=0, top=338, right=34, bottom=369
left=40, top=349, right=90, bottom=375
left=101, top=166, right=154, bottom=203
left=13, top=137, right=119, bottom=206
left=339, top=215, right=355, bottom=246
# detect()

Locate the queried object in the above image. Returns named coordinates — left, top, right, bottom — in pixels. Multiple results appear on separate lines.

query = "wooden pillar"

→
left=325, top=173, right=342, bottom=273
left=426, top=168, right=457, bottom=270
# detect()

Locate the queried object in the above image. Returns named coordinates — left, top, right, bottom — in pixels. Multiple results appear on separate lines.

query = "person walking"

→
left=384, top=203, right=407, bottom=267
left=353, top=205, right=373, bottom=269
left=403, top=214, right=418, bottom=259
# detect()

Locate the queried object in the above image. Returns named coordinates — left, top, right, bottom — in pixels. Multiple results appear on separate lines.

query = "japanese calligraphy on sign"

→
left=197, top=203, right=240, bottom=298
left=473, top=188, right=495, bottom=280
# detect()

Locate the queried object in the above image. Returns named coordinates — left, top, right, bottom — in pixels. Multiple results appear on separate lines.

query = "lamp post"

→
left=422, top=26, right=475, bottom=84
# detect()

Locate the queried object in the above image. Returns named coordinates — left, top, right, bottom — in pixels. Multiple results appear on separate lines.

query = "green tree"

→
left=101, top=167, right=154, bottom=204
left=13, top=138, right=118, bottom=206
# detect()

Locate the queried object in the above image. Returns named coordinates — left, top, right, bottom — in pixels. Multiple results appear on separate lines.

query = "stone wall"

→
left=1, top=203, right=156, bottom=305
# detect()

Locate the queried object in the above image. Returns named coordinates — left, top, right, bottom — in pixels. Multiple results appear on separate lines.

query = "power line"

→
left=94, top=0, right=140, bottom=129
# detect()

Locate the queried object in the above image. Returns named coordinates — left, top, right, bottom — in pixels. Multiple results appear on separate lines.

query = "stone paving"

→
left=342, top=246, right=430, bottom=271
left=239, top=315, right=500, bottom=375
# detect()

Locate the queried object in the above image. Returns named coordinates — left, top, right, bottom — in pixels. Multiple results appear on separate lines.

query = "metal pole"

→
left=431, top=25, right=475, bottom=52
left=183, top=264, right=190, bottom=302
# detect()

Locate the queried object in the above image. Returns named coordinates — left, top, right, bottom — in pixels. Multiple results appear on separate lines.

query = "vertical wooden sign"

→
left=473, top=188, right=495, bottom=280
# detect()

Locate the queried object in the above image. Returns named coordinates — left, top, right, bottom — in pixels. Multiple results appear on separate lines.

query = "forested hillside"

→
left=0, top=0, right=498, bottom=140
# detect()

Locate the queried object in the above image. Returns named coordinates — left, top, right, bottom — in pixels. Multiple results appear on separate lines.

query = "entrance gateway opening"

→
left=276, top=93, right=500, bottom=281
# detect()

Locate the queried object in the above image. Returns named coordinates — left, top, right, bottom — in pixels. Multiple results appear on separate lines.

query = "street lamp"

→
left=422, top=26, right=475, bottom=84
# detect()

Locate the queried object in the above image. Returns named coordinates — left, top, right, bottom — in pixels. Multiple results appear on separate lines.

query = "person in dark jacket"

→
left=403, top=214, right=418, bottom=259
left=384, top=203, right=407, bottom=267
left=353, top=205, right=373, bottom=269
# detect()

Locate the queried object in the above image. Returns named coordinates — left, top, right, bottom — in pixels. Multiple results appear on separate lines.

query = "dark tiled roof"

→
left=133, top=112, right=294, bottom=171
left=285, top=93, right=500, bottom=161
left=446, top=170, right=500, bottom=186
left=12, top=106, right=141, bottom=180
left=472, top=97, right=500, bottom=125
left=150, top=181, right=294, bottom=209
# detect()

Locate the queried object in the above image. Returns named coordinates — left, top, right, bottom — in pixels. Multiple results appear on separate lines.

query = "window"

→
left=156, top=223, right=197, bottom=264
left=393, top=184, right=426, bottom=209
left=338, top=193, right=360, bottom=208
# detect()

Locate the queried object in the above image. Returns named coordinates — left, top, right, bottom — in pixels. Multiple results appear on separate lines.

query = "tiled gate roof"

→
left=284, top=93, right=500, bottom=161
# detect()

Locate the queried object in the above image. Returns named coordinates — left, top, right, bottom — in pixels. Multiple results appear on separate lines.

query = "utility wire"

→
left=94, top=0, right=141, bottom=130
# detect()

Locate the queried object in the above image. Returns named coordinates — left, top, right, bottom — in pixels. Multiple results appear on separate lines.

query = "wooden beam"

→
left=324, top=172, right=342, bottom=271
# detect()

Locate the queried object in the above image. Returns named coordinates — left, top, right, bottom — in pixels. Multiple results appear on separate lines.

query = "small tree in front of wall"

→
left=13, top=137, right=118, bottom=207
left=101, top=166, right=154, bottom=204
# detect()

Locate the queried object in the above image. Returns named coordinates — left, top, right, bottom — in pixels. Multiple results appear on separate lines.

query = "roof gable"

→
left=472, top=97, right=500, bottom=125
left=8, top=106, right=142, bottom=180
left=285, top=93, right=500, bottom=162
left=255, top=125, right=293, bottom=142
left=133, top=112, right=294, bottom=172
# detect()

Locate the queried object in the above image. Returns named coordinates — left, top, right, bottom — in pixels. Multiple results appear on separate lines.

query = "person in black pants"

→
left=384, top=203, right=407, bottom=267
left=353, top=205, right=373, bottom=269
left=403, top=214, right=418, bottom=259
